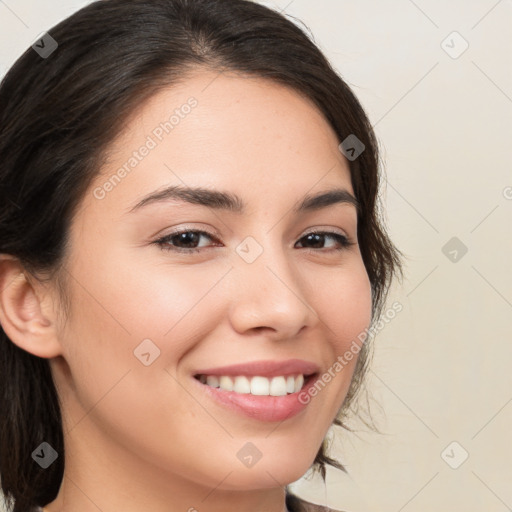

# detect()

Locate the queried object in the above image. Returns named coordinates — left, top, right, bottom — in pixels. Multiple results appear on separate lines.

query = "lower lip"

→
left=192, top=374, right=319, bottom=422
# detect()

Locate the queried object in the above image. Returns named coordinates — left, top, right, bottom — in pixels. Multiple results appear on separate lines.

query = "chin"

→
left=214, top=448, right=317, bottom=490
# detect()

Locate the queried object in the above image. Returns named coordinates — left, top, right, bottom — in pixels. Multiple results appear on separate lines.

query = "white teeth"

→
left=199, top=374, right=308, bottom=396
left=251, top=376, right=270, bottom=395
left=219, top=376, right=234, bottom=391
left=286, top=375, right=295, bottom=394
left=233, top=376, right=251, bottom=394
left=295, top=374, right=304, bottom=393
left=206, top=375, right=219, bottom=388
left=269, top=376, right=287, bottom=396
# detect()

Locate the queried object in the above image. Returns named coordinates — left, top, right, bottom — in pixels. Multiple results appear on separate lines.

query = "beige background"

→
left=1, top=1, right=511, bottom=511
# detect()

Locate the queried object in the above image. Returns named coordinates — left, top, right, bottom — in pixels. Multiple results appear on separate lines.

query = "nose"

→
left=227, top=240, right=319, bottom=340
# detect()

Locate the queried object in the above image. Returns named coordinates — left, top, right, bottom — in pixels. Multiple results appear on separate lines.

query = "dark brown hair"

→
left=0, top=1, right=402, bottom=510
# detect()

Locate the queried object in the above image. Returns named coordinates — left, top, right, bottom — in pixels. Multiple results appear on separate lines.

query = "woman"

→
left=0, top=1, right=402, bottom=511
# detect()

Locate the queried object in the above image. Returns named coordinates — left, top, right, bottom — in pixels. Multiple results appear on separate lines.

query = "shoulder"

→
left=286, top=492, right=347, bottom=512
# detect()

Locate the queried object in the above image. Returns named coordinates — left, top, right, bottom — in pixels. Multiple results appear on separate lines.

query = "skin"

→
left=0, top=69, right=372, bottom=512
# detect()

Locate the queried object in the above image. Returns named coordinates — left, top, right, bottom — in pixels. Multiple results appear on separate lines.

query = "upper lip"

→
left=193, top=359, right=320, bottom=378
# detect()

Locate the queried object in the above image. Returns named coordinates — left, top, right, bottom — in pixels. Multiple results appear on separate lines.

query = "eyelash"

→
left=153, top=228, right=355, bottom=254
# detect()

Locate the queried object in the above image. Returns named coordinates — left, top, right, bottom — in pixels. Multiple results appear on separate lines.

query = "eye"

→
left=153, top=228, right=354, bottom=254
left=154, top=229, right=220, bottom=253
left=295, top=230, right=354, bottom=251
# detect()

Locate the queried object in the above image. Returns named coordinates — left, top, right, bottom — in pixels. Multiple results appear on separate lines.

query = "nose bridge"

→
left=228, top=233, right=317, bottom=336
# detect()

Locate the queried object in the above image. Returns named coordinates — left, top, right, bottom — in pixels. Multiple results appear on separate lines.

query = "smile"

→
left=195, top=374, right=307, bottom=396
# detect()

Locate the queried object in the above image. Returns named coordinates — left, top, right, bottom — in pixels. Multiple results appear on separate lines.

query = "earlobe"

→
left=0, top=254, right=63, bottom=358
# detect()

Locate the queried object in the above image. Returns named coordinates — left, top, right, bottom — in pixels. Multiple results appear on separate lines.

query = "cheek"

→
left=57, top=246, right=229, bottom=417
left=316, top=258, right=373, bottom=353
left=70, top=239, right=230, bottom=348
left=306, top=259, right=372, bottom=413
left=56, top=256, right=224, bottom=460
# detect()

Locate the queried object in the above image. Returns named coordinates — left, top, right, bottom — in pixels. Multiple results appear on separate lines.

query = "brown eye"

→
left=295, top=231, right=353, bottom=251
left=154, top=230, right=219, bottom=253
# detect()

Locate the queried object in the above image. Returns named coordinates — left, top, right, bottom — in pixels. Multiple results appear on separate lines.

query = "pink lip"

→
left=193, top=358, right=320, bottom=378
left=192, top=373, right=320, bottom=422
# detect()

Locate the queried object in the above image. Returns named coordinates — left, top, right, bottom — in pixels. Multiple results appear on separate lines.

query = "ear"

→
left=0, top=254, right=63, bottom=358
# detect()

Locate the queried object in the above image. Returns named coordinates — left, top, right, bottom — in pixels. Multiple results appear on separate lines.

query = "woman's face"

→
left=51, top=69, right=372, bottom=495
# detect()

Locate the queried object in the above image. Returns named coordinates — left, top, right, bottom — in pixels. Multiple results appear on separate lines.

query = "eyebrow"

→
left=126, top=184, right=359, bottom=215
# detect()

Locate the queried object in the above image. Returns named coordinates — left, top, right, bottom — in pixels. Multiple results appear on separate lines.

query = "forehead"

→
left=82, top=69, right=353, bottom=220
